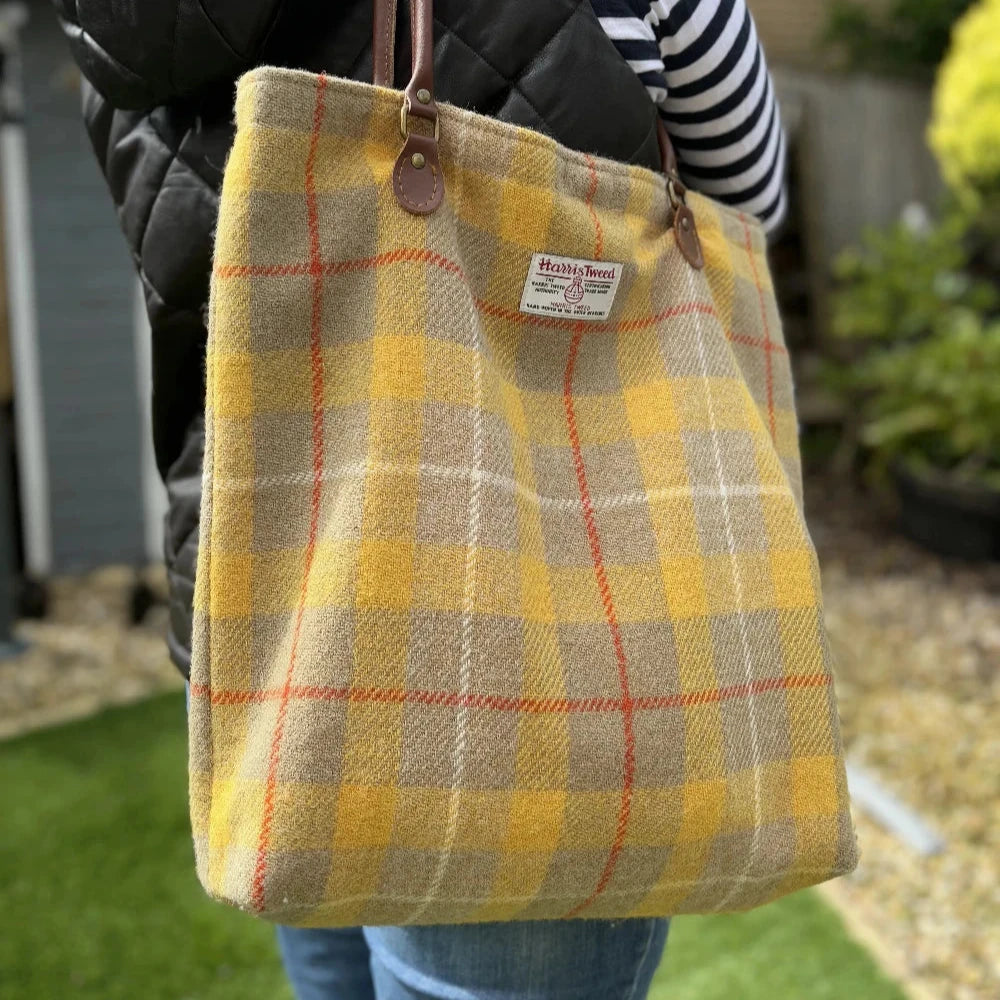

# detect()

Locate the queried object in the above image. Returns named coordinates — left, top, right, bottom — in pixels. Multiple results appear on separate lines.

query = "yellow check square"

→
left=371, top=335, right=426, bottom=399
left=357, top=539, right=414, bottom=609
left=334, top=785, right=398, bottom=849
left=505, top=790, right=567, bottom=852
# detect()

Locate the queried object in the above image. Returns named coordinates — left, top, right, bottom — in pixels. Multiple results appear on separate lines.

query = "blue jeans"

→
left=276, top=919, right=668, bottom=1000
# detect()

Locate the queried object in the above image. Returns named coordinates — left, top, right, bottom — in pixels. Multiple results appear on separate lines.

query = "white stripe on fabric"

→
left=765, top=185, right=788, bottom=231
left=404, top=131, right=486, bottom=924
left=659, top=62, right=768, bottom=139
left=628, top=57, right=671, bottom=74
left=700, top=130, right=785, bottom=219
left=649, top=0, right=686, bottom=26
left=598, top=15, right=658, bottom=41
left=218, top=461, right=795, bottom=511
left=656, top=0, right=735, bottom=58
left=677, top=263, right=763, bottom=911
left=661, top=0, right=749, bottom=88
left=683, top=111, right=783, bottom=191
left=661, top=29, right=761, bottom=115
left=589, top=0, right=786, bottom=231
left=666, top=86, right=776, bottom=167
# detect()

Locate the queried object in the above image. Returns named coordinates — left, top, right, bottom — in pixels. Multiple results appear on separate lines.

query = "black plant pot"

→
left=893, top=463, right=1000, bottom=561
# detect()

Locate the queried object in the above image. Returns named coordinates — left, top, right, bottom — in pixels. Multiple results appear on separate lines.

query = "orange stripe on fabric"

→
left=250, top=72, right=329, bottom=915
left=561, top=322, right=636, bottom=919
left=739, top=215, right=777, bottom=440
left=190, top=671, right=830, bottom=711
left=729, top=331, right=787, bottom=356
left=216, top=252, right=720, bottom=336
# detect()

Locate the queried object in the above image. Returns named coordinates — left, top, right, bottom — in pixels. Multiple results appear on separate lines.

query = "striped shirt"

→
left=593, top=0, right=787, bottom=232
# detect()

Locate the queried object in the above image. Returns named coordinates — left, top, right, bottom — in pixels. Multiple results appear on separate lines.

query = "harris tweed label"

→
left=519, top=253, right=624, bottom=321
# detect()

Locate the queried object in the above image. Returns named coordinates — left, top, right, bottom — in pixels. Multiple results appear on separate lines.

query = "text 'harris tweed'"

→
left=188, top=66, right=857, bottom=927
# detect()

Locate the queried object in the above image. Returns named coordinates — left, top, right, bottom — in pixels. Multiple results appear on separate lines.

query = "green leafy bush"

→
left=824, top=0, right=974, bottom=77
left=830, top=213, right=995, bottom=342
left=828, top=215, right=1000, bottom=487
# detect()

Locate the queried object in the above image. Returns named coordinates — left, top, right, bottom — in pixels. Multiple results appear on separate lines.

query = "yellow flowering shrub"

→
left=929, top=0, right=1000, bottom=206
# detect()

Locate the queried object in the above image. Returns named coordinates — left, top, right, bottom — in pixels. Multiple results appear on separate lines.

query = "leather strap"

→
left=656, top=117, right=679, bottom=185
left=372, top=1, right=701, bottom=267
left=373, top=0, right=443, bottom=214
left=372, top=0, right=398, bottom=87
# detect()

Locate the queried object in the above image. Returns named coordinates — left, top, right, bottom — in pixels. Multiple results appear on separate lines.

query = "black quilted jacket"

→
left=53, top=0, right=664, bottom=676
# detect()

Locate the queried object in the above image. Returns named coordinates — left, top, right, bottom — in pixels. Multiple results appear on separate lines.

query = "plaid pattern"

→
left=189, top=67, right=857, bottom=927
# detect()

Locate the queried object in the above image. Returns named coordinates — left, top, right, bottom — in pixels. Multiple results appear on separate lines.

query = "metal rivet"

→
left=681, top=216, right=691, bottom=230
left=416, top=88, right=431, bottom=104
left=411, top=152, right=426, bottom=169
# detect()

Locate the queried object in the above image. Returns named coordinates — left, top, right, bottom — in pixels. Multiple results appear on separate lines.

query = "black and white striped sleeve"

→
left=595, top=0, right=787, bottom=233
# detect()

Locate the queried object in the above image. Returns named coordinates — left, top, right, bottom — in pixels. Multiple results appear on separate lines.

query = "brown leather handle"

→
left=373, top=0, right=443, bottom=214
left=371, top=0, right=702, bottom=266
left=373, top=0, right=436, bottom=124
left=372, top=0, right=398, bottom=88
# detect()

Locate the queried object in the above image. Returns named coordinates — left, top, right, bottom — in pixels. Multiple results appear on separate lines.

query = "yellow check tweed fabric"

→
left=189, top=66, right=857, bottom=927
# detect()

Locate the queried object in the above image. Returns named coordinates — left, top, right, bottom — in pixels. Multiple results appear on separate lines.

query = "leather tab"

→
left=387, top=0, right=445, bottom=214
left=656, top=118, right=703, bottom=270
left=393, top=132, right=444, bottom=215
left=673, top=203, right=704, bottom=270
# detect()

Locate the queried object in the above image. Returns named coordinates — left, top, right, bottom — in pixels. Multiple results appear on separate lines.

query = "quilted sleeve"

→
left=82, top=78, right=228, bottom=477
left=51, top=0, right=285, bottom=109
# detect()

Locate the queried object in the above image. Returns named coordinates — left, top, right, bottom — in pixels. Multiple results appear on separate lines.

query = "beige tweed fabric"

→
left=188, top=67, right=857, bottom=927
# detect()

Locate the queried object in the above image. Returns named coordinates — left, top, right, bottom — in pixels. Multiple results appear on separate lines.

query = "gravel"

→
left=808, top=478, right=1000, bottom=1000
left=0, top=565, right=181, bottom=740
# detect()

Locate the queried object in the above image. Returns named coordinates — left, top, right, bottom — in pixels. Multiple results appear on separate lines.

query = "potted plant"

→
left=827, top=213, right=1000, bottom=559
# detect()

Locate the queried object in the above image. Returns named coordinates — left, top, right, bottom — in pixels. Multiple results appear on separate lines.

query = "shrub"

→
left=828, top=214, right=1000, bottom=487
left=928, top=0, right=1000, bottom=212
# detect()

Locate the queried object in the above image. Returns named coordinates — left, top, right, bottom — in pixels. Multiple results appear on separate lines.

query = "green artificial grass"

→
left=652, top=891, right=906, bottom=1000
left=1, top=694, right=905, bottom=1000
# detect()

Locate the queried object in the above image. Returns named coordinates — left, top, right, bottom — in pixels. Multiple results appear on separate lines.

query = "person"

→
left=51, top=1, right=786, bottom=997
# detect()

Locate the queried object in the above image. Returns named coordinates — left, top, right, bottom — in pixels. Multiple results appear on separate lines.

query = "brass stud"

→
left=416, top=88, right=431, bottom=104
left=411, top=152, right=426, bottom=169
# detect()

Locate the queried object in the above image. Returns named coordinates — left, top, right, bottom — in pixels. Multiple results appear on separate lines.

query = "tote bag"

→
left=189, top=0, right=857, bottom=926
